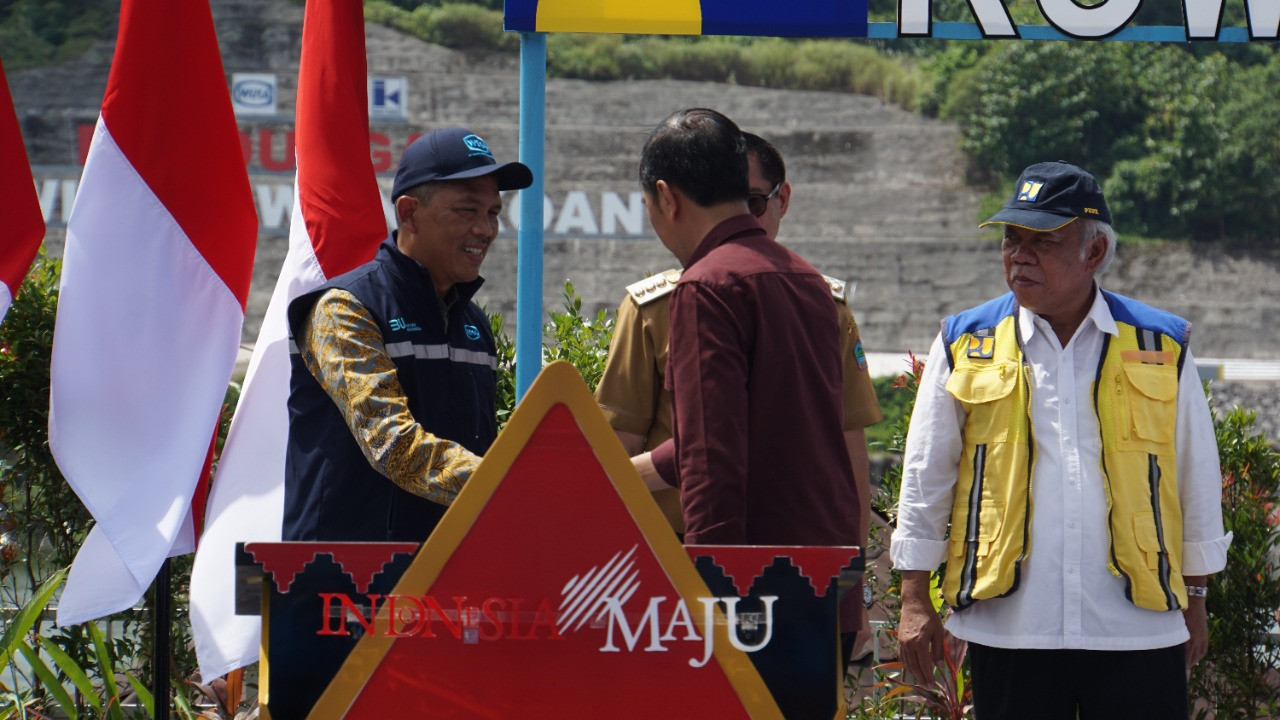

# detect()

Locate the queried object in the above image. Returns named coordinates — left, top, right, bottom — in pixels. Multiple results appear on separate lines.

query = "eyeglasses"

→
left=747, top=183, right=781, bottom=217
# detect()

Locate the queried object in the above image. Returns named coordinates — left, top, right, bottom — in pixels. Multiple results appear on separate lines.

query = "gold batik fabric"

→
left=299, top=289, right=477, bottom=506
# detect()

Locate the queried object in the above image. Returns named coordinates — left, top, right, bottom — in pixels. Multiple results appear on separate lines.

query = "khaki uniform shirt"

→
left=596, top=268, right=882, bottom=531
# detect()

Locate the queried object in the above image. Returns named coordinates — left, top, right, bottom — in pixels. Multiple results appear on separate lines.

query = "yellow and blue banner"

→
left=504, top=0, right=868, bottom=37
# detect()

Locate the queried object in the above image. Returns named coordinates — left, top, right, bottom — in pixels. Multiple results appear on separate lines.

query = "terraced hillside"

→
left=10, top=0, right=1280, bottom=363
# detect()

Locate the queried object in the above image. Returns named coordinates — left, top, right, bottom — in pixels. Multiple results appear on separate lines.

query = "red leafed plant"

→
left=873, top=629, right=974, bottom=720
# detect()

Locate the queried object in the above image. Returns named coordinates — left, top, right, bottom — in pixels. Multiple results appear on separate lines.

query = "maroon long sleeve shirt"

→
left=651, top=215, right=857, bottom=549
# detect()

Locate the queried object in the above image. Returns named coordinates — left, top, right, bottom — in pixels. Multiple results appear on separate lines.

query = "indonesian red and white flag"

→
left=0, top=56, right=46, bottom=323
left=49, top=0, right=257, bottom=626
left=190, top=0, right=385, bottom=681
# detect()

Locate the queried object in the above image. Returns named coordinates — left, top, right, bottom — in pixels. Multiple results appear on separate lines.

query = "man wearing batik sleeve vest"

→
left=891, top=161, right=1231, bottom=719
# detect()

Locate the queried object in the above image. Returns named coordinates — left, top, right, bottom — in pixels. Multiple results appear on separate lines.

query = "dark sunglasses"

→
left=747, top=183, right=781, bottom=217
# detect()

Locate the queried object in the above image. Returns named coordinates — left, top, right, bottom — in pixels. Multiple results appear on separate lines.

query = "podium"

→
left=241, top=362, right=862, bottom=719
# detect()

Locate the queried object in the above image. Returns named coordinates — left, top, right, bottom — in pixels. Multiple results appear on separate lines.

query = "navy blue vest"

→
left=282, top=236, right=498, bottom=542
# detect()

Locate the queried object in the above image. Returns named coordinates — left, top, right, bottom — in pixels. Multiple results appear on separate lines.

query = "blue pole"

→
left=515, top=32, right=547, bottom=401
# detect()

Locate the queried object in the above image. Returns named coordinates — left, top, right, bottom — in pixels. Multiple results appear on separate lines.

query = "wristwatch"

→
left=1186, top=585, right=1209, bottom=598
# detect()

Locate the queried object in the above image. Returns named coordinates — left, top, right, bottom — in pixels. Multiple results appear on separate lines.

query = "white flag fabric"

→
left=49, top=0, right=256, bottom=626
left=190, top=0, right=386, bottom=682
left=0, top=56, right=46, bottom=323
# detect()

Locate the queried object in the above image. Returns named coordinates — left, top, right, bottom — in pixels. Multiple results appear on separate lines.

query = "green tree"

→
left=0, top=0, right=116, bottom=68
left=947, top=42, right=1148, bottom=181
left=1105, top=49, right=1233, bottom=240
left=1211, top=54, right=1280, bottom=239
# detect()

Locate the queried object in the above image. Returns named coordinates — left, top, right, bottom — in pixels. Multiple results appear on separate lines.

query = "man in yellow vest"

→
left=891, top=161, right=1230, bottom=718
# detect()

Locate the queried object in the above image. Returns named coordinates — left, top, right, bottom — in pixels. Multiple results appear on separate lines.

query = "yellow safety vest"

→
left=939, top=291, right=1189, bottom=612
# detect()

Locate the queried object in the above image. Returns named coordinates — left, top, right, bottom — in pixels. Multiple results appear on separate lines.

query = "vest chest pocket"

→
left=947, top=361, right=1019, bottom=444
left=1118, top=363, right=1177, bottom=449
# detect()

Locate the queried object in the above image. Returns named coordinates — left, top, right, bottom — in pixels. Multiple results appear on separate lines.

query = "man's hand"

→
left=899, top=570, right=947, bottom=683
left=1183, top=575, right=1210, bottom=673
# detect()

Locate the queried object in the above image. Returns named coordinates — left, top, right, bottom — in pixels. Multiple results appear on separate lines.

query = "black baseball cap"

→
left=391, top=127, right=533, bottom=199
left=980, top=161, right=1112, bottom=231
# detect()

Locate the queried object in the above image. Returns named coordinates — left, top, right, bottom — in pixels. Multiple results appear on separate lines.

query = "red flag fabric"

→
left=190, top=0, right=385, bottom=681
left=0, top=56, right=47, bottom=323
left=49, top=0, right=257, bottom=626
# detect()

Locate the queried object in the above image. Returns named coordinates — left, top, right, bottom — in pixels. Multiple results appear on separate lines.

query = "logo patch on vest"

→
left=388, top=317, right=421, bottom=332
left=464, top=324, right=482, bottom=341
left=967, top=332, right=995, bottom=359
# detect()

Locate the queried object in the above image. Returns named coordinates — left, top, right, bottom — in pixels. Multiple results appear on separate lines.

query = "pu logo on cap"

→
left=463, top=134, right=494, bottom=158
left=1017, top=180, right=1045, bottom=203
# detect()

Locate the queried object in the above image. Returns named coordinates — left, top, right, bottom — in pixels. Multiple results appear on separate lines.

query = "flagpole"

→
left=153, top=559, right=171, bottom=720
left=515, top=31, right=547, bottom=401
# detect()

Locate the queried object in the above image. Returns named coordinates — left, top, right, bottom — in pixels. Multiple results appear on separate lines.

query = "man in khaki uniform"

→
left=594, top=131, right=882, bottom=660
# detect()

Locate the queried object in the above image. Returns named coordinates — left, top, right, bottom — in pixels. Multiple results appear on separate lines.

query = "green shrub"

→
left=363, top=1, right=516, bottom=54
left=0, top=0, right=115, bottom=69
left=0, top=252, right=167, bottom=719
left=426, top=3, right=518, bottom=53
left=1190, top=404, right=1280, bottom=717
left=547, top=34, right=629, bottom=81
left=489, top=280, right=614, bottom=428
left=0, top=251, right=86, bottom=600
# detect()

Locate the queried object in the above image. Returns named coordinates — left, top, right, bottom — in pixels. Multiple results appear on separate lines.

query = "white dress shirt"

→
left=891, top=288, right=1232, bottom=650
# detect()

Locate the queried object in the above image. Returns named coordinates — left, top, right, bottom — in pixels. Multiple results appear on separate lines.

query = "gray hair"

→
left=1076, top=217, right=1117, bottom=276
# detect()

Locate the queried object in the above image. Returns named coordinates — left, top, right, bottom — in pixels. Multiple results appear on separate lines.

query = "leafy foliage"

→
left=489, top=280, right=615, bottom=427
left=0, top=251, right=87, bottom=602
left=874, top=630, right=972, bottom=720
left=0, top=253, right=224, bottom=719
left=943, top=42, right=1280, bottom=240
left=870, top=351, right=925, bottom=523
left=364, top=1, right=518, bottom=53
left=0, top=0, right=116, bottom=68
left=1189, top=405, right=1280, bottom=718
left=540, top=281, right=614, bottom=392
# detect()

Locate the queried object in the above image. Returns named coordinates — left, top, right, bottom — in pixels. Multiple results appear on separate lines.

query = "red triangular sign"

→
left=307, top=361, right=783, bottom=719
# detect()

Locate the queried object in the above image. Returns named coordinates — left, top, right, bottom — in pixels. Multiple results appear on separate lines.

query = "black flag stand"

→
left=152, top=558, right=171, bottom=720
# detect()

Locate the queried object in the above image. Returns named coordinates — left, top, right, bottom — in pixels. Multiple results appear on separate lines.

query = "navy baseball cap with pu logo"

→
left=392, top=127, right=533, bottom=199
left=980, top=160, right=1112, bottom=231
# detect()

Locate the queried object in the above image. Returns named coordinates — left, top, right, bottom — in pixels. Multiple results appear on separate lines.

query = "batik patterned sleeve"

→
left=299, top=288, right=478, bottom=505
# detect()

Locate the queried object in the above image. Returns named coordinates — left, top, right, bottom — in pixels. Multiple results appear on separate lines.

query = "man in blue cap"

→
left=269, top=128, right=531, bottom=719
left=283, top=127, right=531, bottom=545
left=891, top=161, right=1230, bottom=718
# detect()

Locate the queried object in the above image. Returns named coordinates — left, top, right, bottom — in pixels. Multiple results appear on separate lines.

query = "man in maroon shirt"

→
left=632, top=105, right=858, bottom=565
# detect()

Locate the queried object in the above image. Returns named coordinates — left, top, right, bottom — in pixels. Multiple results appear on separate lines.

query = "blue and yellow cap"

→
left=980, top=161, right=1112, bottom=231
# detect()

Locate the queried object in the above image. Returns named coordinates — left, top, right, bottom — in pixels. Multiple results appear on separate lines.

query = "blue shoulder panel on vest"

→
left=943, top=293, right=1018, bottom=344
left=1102, top=291, right=1189, bottom=344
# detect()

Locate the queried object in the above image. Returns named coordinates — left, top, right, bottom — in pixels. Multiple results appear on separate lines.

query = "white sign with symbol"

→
left=369, top=76, right=408, bottom=121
